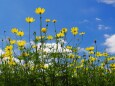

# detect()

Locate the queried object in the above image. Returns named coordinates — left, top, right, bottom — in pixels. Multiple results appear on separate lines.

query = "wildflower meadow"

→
left=0, top=2, right=115, bottom=86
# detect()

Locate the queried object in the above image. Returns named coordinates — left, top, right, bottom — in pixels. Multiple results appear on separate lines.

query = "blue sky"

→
left=0, top=0, right=115, bottom=53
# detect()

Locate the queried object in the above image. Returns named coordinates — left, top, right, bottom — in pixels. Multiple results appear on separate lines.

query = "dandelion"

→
left=25, top=17, right=35, bottom=23
left=35, top=7, right=45, bottom=14
left=71, top=27, right=78, bottom=35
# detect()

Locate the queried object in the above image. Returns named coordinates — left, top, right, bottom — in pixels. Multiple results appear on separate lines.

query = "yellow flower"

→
left=46, top=19, right=50, bottom=22
left=52, top=19, right=57, bottom=23
left=35, top=7, right=45, bottom=14
left=36, top=36, right=41, bottom=41
left=17, top=31, right=24, bottom=37
left=4, top=45, right=13, bottom=57
left=81, top=59, right=85, bottom=63
left=32, top=45, right=37, bottom=48
left=17, top=40, right=26, bottom=47
left=8, top=60, right=16, bottom=65
left=41, top=28, right=47, bottom=33
left=10, top=40, right=16, bottom=45
left=107, top=57, right=115, bottom=61
left=110, top=63, right=115, bottom=68
left=56, top=32, right=64, bottom=38
left=95, top=52, right=102, bottom=57
left=47, top=35, right=53, bottom=40
left=43, top=64, right=49, bottom=69
left=5, top=45, right=13, bottom=52
left=85, top=46, right=94, bottom=51
left=11, top=28, right=18, bottom=34
left=89, top=56, right=97, bottom=62
left=25, top=17, right=35, bottom=23
left=61, top=28, right=68, bottom=33
left=66, top=46, right=72, bottom=50
left=4, top=52, right=13, bottom=57
left=80, top=32, right=85, bottom=35
left=22, top=52, right=29, bottom=57
left=89, top=51, right=94, bottom=54
left=102, top=52, right=109, bottom=57
left=71, top=27, right=78, bottom=35
left=68, top=54, right=75, bottom=58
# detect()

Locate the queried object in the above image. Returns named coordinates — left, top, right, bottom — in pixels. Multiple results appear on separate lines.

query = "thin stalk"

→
left=29, top=23, right=31, bottom=43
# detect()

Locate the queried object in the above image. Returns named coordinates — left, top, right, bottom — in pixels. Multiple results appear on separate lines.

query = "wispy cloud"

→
left=96, top=18, right=102, bottom=21
left=97, top=0, right=115, bottom=5
left=79, top=19, right=89, bottom=24
left=104, top=34, right=115, bottom=54
left=98, top=24, right=111, bottom=30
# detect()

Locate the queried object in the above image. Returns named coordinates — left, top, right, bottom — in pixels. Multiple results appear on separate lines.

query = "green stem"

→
left=29, top=23, right=31, bottom=43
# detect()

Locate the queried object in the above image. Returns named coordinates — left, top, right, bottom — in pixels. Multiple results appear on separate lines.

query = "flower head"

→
left=5, top=45, right=13, bottom=52
left=46, top=19, right=50, bottom=22
left=80, top=32, right=85, bottom=36
left=61, top=28, right=68, bottom=33
left=52, top=19, right=57, bottom=23
left=68, top=54, right=75, bottom=58
left=41, top=28, right=47, bottom=33
left=17, top=31, right=24, bottom=37
left=25, top=17, right=35, bottom=23
left=11, top=28, right=18, bottom=34
left=17, top=40, right=26, bottom=47
left=71, top=27, right=78, bottom=35
left=47, top=35, right=53, bottom=40
left=86, top=46, right=94, bottom=51
left=95, top=52, right=102, bottom=57
left=35, top=7, right=45, bottom=14
left=66, top=46, right=72, bottom=50
left=56, top=32, right=64, bottom=38
left=10, top=40, right=16, bottom=45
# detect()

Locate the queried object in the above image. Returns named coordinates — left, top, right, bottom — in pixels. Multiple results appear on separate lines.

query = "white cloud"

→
left=98, top=25, right=111, bottom=30
left=98, top=0, right=115, bottom=5
left=79, top=19, right=89, bottom=24
left=104, top=34, right=110, bottom=38
left=96, top=18, right=102, bottom=21
left=36, top=43, right=72, bottom=53
left=0, top=49, right=4, bottom=55
left=104, top=34, right=115, bottom=54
